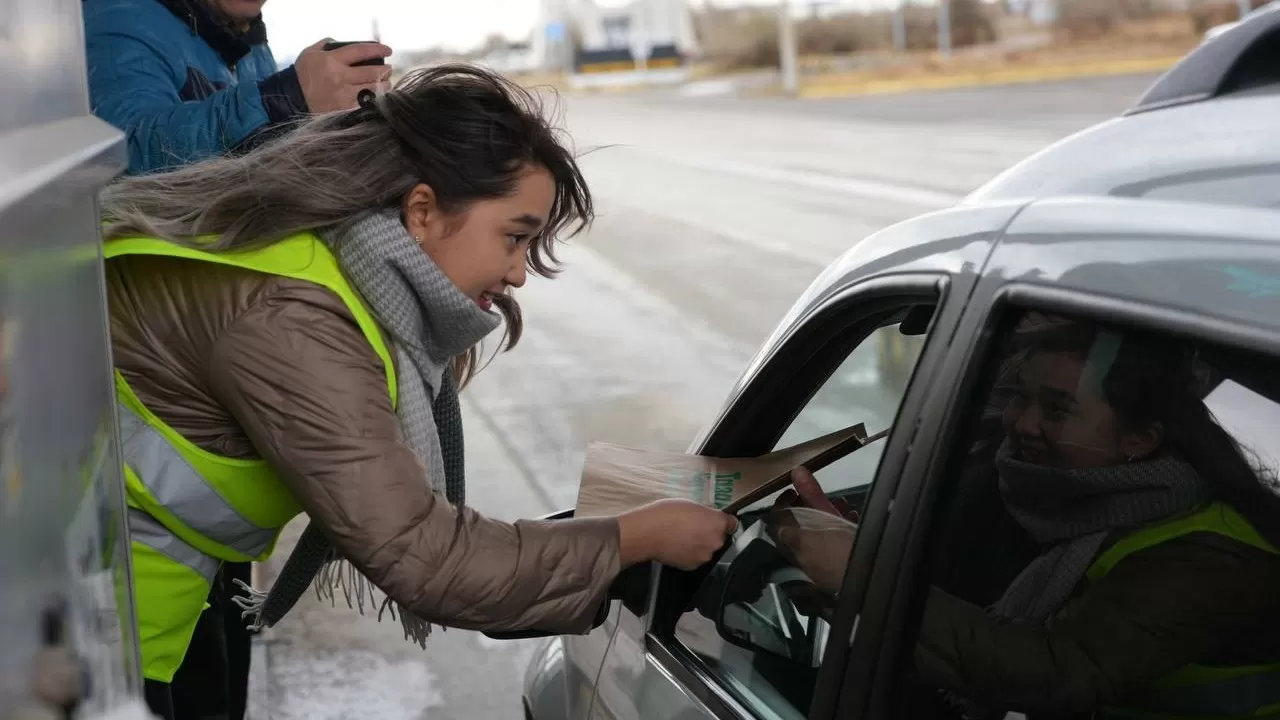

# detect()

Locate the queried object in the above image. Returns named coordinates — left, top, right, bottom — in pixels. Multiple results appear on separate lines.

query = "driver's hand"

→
left=767, top=468, right=859, bottom=594
left=774, top=464, right=859, bottom=521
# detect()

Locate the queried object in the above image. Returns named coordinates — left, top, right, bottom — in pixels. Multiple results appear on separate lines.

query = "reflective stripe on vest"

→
left=106, top=232, right=397, bottom=564
left=1126, top=667, right=1280, bottom=718
left=127, top=508, right=218, bottom=584
left=1091, top=502, right=1280, bottom=719
left=107, top=232, right=400, bottom=681
left=118, top=404, right=275, bottom=558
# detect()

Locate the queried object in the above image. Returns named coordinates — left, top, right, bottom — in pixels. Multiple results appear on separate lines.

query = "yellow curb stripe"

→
left=577, top=58, right=685, bottom=74
left=578, top=60, right=641, bottom=74
left=798, top=55, right=1183, bottom=100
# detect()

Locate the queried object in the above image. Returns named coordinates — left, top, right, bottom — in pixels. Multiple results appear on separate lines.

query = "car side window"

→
left=886, top=308, right=1280, bottom=720
left=671, top=305, right=935, bottom=719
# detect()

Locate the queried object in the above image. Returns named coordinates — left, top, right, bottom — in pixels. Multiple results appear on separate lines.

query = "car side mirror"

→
left=699, top=520, right=830, bottom=665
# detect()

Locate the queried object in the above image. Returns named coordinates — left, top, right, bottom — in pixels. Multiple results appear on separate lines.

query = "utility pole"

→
left=778, top=0, right=799, bottom=95
left=892, top=1, right=907, bottom=52
left=632, top=2, right=649, bottom=73
left=937, top=0, right=952, bottom=60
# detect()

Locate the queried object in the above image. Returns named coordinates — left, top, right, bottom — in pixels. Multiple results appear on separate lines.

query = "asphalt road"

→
left=255, top=75, right=1151, bottom=720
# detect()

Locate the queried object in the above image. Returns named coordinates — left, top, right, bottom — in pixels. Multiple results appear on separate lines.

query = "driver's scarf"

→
left=949, top=441, right=1207, bottom=719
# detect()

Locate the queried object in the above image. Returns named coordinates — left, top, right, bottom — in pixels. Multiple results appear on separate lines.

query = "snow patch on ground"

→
left=270, top=648, right=444, bottom=720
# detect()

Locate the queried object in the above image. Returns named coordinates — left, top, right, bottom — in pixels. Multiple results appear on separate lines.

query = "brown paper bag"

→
left=574, top=422, right=888, bottom=518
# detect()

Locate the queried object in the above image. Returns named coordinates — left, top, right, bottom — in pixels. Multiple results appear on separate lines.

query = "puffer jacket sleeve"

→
left=85, top=8, right=305, bottom=174
left=205, top=284, right=621, bottom=633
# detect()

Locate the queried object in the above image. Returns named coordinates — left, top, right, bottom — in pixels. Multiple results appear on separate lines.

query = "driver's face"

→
left=1002, top=351, right=1125, bottom=469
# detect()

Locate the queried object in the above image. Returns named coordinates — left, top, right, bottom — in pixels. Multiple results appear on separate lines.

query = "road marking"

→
left=463, top=243, right=760, bottom=506
left=633, top=149, right=964, bottom=208
left=461, top=392, right=562, bottom=514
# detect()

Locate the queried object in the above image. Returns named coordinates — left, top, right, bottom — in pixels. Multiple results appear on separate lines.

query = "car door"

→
left=555, top=200, right=1017, bottom=720
left=582, top=271, right=962, bottom=720
left=828, top=198, right=1280, bottom=719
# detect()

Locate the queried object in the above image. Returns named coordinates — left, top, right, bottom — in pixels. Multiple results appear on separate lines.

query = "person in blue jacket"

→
left=84, top=0, right=392, bottom=175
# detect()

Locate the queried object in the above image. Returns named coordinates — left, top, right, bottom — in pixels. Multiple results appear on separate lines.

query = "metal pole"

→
left=778, top=0, right=799, bottom=94
left=559, top=6, right=574, bottom=75
left=892, top=1, right=907, bottom=52
left=1238, top=0, right=1252, bottom=19
left=937, top=0, right=952, bottom=60
left=633, top=3, right=649, bottom=73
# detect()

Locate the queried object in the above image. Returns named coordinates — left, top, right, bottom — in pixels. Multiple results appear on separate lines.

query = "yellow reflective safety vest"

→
left=1092, top=502, right=1280, bottom=719
left=105, top=232, right=397, bottom=682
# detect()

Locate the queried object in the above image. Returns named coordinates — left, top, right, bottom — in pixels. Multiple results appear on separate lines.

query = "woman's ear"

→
left=401, top=183, right=438, bottom=247
left=1121, top=422, right=1164, bottom=461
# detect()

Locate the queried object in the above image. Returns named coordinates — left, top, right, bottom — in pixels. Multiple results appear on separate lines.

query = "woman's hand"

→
left=618, top=499, right=739, bottom=570
left=767, top=468, right=860, bottom=594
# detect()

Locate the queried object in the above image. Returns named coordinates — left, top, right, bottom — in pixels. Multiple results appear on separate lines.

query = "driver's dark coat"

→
left=914, top=528, right=1280, bottom=716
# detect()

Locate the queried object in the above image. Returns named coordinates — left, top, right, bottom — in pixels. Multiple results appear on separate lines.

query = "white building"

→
left=530, top=0, right=698, bottom=70
left=478, top=43, right=541, bottom=75
left=573, top=0, right=699, bottom=58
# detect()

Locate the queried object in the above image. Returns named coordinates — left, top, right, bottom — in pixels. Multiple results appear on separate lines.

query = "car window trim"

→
left=836, top=281, right=1280, bottom=719
left=699, top=274, right=947, bottom=460
left=647, top=637, right=760, bottom=720
left=644, top=273, right=951, bottom=720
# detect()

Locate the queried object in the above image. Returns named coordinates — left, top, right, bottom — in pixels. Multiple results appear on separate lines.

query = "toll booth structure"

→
left=0, top=0, right=147, bottom=718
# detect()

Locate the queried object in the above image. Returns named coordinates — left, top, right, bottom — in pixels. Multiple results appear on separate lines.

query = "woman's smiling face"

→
left=1003, top=350, right=1124, bottom=469
left=402, top=165, right=555, bottom=313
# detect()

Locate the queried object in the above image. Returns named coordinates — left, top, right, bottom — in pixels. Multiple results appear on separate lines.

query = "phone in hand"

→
left=323, top=41, right=386, bottom=67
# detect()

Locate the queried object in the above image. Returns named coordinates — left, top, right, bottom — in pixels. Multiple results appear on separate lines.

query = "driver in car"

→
left=769, top=316, right=1280, bottom=719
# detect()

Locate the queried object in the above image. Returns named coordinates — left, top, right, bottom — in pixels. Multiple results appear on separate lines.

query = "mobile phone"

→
left=323, top=41, right=386, bottom=67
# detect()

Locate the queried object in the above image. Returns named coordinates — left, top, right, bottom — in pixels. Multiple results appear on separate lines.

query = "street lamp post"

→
left=937, top=0, right=952, bottom=59
left=892, top=1, right=906, bottom=52
left=632, top=3, right=649, bottom=74
left=778, top=0, right=799, bottom=94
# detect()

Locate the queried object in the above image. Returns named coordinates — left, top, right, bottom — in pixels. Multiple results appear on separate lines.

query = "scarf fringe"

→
left=231, top=579, right=268, bottom=632
left=230, top=561, right=439, bottom=648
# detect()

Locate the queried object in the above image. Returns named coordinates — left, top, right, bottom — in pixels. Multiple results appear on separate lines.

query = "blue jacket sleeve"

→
left=87, top=24, right=280, bottom=174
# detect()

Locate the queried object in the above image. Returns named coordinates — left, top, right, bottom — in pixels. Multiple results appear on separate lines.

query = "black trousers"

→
left=143, top=562, right=253, bottom=720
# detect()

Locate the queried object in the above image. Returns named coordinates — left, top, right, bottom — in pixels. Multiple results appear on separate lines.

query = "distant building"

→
left=1003, top=0, right=1058, bottom=25
left=529, top=0, right=697, bottom=72
left=1009, top=0, right=1191, bottom=26
left=575, top=0, right=699, bottom=57
left=478, top=42, right=540, bottom=75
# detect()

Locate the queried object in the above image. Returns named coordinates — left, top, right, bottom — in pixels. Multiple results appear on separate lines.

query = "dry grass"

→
left=801, top=14, right=1199, bottom=88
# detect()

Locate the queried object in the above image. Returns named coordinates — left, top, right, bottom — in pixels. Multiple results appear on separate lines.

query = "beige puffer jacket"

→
left=107, top=253, right=620, bottom=633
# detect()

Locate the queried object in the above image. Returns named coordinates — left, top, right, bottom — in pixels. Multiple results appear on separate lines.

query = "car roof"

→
left=966, top=0, right=1280, bottom=207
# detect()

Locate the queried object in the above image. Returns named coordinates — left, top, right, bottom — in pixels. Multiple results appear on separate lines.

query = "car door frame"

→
left=827, top=277, right=1280, bottom=720
left=631, top=270, right=971, bottom=720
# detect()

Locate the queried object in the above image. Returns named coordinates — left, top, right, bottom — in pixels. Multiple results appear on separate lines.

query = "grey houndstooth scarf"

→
left=233, top=210, right=500, bottom=646
left=947, top=442, right=1208, bottom=719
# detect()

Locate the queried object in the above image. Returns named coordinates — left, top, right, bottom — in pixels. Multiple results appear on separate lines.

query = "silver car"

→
left=506, top=9, right=1280, bottom=720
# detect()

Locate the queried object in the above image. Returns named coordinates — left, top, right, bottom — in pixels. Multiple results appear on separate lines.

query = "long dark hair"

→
left=1016, top=318, right=1280, bottom=545
left=100, top=64, right=594, bottom=385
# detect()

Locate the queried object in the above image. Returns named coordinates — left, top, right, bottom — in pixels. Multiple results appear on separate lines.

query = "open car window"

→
left=667, top=304, right=936, bottom=720
left=885, top=307, right=1280, bottom=720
